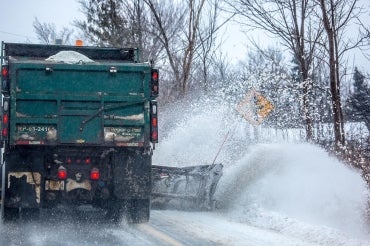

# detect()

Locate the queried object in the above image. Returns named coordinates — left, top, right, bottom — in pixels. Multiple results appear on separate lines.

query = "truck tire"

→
left=21, top=208, right=40, bottom=221
left=105, top=199, right=124, bottom=224
left=3, top=207, right=20, bottom=222
left=126, top=198, right=150, bottom=223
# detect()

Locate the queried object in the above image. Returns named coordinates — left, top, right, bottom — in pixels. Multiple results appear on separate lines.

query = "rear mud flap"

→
left=6, top=172, right=41, bottom=208
left=151, top=164, right=223, bottom=210
left=113, top=152, right=151, bottom=199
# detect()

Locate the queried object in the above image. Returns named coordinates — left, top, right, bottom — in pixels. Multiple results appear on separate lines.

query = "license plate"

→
left=45, top=180, right=65, bottom=191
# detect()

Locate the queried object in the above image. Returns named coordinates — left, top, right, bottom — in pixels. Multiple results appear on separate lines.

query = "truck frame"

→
left=0, top=42, right=159, bottom=223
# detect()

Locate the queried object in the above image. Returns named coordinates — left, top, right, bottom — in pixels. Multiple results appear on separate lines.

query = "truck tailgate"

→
left=10, top=63, right=151, bottom=146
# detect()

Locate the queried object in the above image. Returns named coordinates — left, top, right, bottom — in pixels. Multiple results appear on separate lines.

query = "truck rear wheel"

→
left=126, top=198, right=150, bottom=223
left=21, top=208, right=40, bottom=221
left=105, top=199, right=124, bottom=223
left=3, top=207, right=20, bottom=222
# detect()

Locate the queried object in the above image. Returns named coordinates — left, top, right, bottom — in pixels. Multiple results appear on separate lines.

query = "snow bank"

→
left=216, top=143, right=370, bottom=241
left=45, top=51, right=95, bottom=64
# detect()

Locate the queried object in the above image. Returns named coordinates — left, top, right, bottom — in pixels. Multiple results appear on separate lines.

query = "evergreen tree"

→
left=346, top=67, right=370, bottom=132
left=75, top=0, right=128, bottom=47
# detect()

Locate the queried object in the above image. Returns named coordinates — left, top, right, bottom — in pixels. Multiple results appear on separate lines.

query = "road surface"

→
left=0, top=207, right=368, bottom=246
left=1, top=144, right=369, bottom=246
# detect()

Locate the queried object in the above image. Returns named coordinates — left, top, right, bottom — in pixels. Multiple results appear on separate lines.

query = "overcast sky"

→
left=0, top=0, right=368, bottom=71
left=0, top=0, right=247, bottom=60
left=0, top=0, right=83, bottom=43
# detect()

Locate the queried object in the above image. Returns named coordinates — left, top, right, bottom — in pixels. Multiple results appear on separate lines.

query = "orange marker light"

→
left=75, top=40, right=83, bottom=46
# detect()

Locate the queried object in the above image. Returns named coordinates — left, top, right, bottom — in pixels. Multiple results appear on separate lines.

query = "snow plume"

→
left=155, top=96, right=370, bottom=243
left=153, top=97, right=241, bottom=167
left=216, top=143, right=370, bottom=241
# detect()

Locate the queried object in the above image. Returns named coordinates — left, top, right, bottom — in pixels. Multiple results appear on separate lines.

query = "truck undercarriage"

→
left=0, top=149, right=223, bottom=222
left=1, top=146, right=151, bottom=223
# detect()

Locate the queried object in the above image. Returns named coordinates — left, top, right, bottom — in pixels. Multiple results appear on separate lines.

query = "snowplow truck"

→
left=0, top=42, right=223, bottom=223
left=0, top=42, right=159, bottom=223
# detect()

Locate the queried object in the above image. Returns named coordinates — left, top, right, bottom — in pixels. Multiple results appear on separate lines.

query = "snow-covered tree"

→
left=345, top=67, right=370, bottom=132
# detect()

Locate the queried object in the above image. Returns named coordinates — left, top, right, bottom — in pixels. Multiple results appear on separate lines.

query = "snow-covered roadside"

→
left=151, top=143, right=370, bottom=245
left=152, top=97, right=370, bottom=245
left=215, top=143, right=370, bottom=245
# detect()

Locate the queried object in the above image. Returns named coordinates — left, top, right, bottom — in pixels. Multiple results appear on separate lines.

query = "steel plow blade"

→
left=151, top=164, right=223, bottom=210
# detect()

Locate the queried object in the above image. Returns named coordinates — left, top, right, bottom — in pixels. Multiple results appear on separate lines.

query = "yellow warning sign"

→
left=256, top=94, right=274, bottom=118
left=236, top=89, right=274, bottom=125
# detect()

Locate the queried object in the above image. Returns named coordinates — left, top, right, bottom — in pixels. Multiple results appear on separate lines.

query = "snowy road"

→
left=1, top=142, right=370, bottom=246
left=0, top=210, right=310, bottom=246
left=148, top=210, right=317, bottom=246
left=0, top=208, right=368, bottom=246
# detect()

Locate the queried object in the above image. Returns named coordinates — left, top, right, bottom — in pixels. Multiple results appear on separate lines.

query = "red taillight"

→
left=152, top=70, right=158, bottom=80
left=90, top=168, right=100, bottom=180
left=58, top=166, right=67, bottom=180
left=2, top=98, right=10, bottom=139
left=151, top=131, right=158, bottom=141
left=66, top=158, right=72, bottom=164
left=150, top=101, right=158, bottom=143
left=151, top=117, right=158, bottom=127
left=2, top=128, right=8, bottom=137
left=2, top=66, right=10, bottom=94
left=85, top=157, right=91, bottom=164
left=2, top=113, right=9, bottom=137
left=1, top=67, right=8, bottom=77
left=3, top=114, right=9, bottom=125
left=151, top=69, right=159, bottom=96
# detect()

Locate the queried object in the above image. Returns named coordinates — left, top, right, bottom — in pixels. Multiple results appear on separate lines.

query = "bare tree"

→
left=226, top=0, right=323, bottom=142
left=122, top=0, right=163, bottom=62
left=75, top=0, right=223, bottom=98
left=195, top=1, right=234, bottom=93
left=195, top=1, right=219, bottom=93
left=317, top=0, right=363, bottom=148
left=142, top=0, right=186, bottom=98
left=33, top=18, right=74, bottom=44
left=144, top=0, right=222, bottom=97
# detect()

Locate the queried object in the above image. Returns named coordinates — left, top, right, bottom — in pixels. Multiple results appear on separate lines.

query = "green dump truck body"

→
left=0, top=42, right=158, bottom=223
left=7, top=47, right=154, bottom=147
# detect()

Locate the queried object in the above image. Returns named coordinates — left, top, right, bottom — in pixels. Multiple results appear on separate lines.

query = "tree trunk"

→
left=302, top=75, right=313, bottom=141
left=319, top=0, right=345, bottom=148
